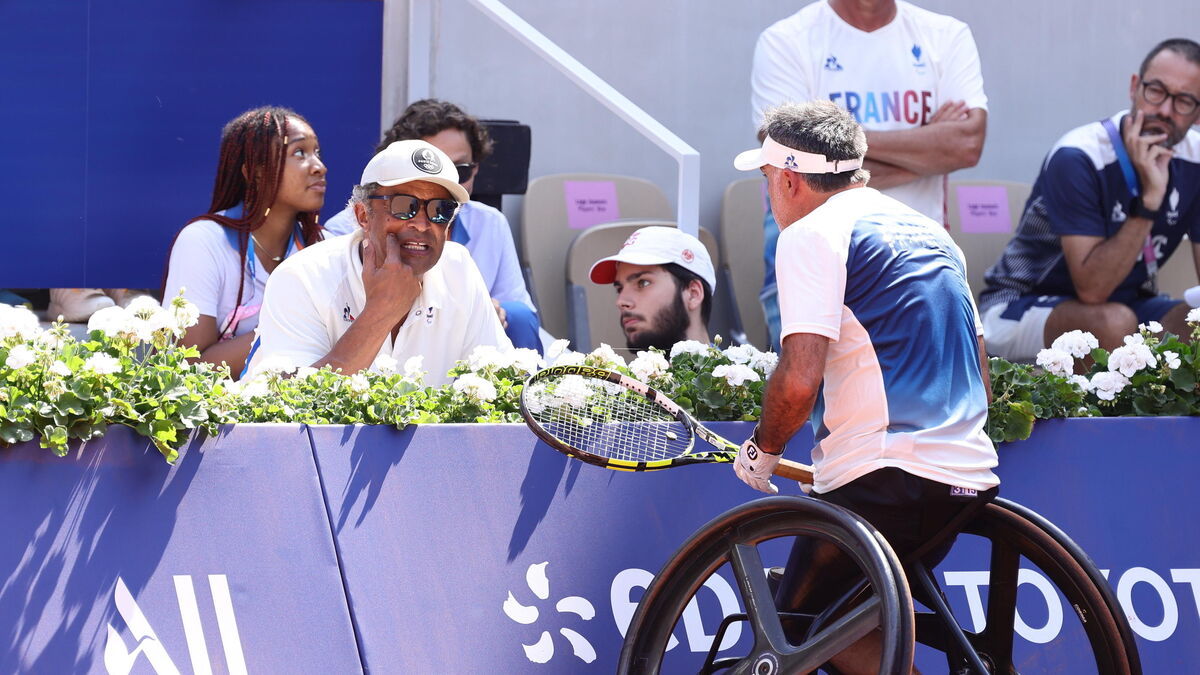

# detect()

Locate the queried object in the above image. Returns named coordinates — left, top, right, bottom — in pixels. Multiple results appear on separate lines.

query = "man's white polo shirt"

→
left=246, top=229, right=511, bottom=386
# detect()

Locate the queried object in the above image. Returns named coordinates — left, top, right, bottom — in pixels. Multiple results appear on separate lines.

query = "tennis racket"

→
left=519, top=364, right=813, bottom=483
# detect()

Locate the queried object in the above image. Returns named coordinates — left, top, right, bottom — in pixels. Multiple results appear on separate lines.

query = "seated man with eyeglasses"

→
left=324, top=99, right=542, bottom=353
left=980, top=38, right=1200, bottom=360
left=245, top=140, right=511, bottom=385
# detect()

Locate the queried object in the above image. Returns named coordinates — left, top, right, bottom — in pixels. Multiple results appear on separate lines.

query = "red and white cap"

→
left=589, top=226, right=716, bottom=289
left=734, top=135, right=863, bottom=174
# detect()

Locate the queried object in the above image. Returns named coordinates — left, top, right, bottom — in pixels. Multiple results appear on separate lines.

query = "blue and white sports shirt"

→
left=777, top=187, right=998, bottom=493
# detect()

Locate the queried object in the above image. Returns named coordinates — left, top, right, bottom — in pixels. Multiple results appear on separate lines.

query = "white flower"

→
left=629, top=351, right=670, bottom=381
left=712, top=363, right=761, bottom=387
left=453, top=373, right=497, bottom=402
left=1049, top=330, right=1099, bottom=359
left=87, top=305, right=130, bottom=337
left=509, top=348, right=544, bottom=375
left=723, top=344, right=759, bottom=365
left=372, top=354, right=399, bottom=373
left=237, top=378, right=270, bottom=400
left=347, top=373, right=370, bottom=394
left=588, top=343, right=626, bottom=368
left=0, top=304, right=42, bottom=341
left=1108, top=343, right=1156, bottom=377
left=169, top=294, right=200, bottom=330
left=750, top=351, right=779, bottom=378
left=546, top=339, right=571, bottom=362
left=1188, top=307, right=1200, bottom=324
left=1090, top=372, right=1129, bottom=401
left=1069, top=375, right=1093, bottom=392
left=125, top=295, right=162, bottom=320
left=146, top=310, right=180, bottom=338
left=1035, top=348, right=1074, bottom=378
left=1122, top=333, right=1145, bottom=346
left=1139, top=321, right=1163, bottom=334
left=553, top=375, right=591, bottom=408
left=403, top=356, right=425, bottom=380
left=5, top=344, right=36, bottom=369
left=670, top=340, right=710, bottom=360
left=1164, top=350, right=1181, bottom=370
left=83, top=352, right=121, bottom=375
left=36, top=330, right=66, bottom=350
left=49, top=360, right=72, bottom=377
left=554, top=351, right=586, bottom=367
left=296, top=366, right=319, bottom=380
left=468, top=345, right=508, bottom=371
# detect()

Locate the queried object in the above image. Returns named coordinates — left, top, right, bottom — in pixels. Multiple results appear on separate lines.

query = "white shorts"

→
left=981, top=300, right=1056, bottom=363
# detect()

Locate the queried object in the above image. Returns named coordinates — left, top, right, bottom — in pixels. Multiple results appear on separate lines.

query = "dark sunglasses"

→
left=455, top=162, right=478, bottom=184
left=366, top=194, right=460, bottom=225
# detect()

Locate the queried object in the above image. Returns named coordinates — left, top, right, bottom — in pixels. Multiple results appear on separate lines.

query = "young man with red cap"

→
left=588, top=226, right=715, bottom=351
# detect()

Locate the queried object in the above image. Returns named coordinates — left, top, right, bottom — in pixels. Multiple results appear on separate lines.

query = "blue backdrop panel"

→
left=940, top=417, right=1200, bottom=673
left=307, top=422, right=816, bottom=673
left=0, top=425, right=361, bottom=674
left=0, top=0, right=382, bottom=288
left=0, top=3, right=89, bottom=281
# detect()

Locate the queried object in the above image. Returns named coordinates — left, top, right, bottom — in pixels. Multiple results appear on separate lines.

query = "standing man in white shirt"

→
left=752, top=0, right=989, bottom=347
left=246, top=140, right=511, bottom=385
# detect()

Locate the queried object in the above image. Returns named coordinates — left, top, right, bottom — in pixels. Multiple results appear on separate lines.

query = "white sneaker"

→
left=48, top=288, right=116, bottom=323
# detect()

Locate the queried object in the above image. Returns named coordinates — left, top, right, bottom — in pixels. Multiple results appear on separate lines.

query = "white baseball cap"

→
left=589, top=226, right=716, bottom=290
left=360, top=139, right=470, bottom=203
left=733, top=135, right=863, bottom=174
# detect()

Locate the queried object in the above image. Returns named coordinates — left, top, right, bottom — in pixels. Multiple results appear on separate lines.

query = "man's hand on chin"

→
left=361, top=236, right=422, bottom=321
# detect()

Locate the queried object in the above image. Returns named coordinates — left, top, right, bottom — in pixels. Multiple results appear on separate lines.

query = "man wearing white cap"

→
left=245, top=139, right=511, bottom=385
left=731, top=100, right=997, bottom=670
left=588, top=227, right=715, bottom=351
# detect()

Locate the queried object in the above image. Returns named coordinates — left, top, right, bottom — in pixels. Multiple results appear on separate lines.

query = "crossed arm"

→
left=863, top=105, right=987, bottom=189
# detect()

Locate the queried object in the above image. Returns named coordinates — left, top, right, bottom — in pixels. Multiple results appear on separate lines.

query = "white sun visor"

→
left=733, top=136, right=864, bottom=174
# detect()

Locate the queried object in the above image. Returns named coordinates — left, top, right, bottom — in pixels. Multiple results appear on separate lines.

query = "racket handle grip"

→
left=773, top=459, right=815, bottom=484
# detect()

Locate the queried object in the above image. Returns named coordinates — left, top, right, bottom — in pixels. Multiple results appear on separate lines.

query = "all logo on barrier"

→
left=105, top=575, right=246, bottom=675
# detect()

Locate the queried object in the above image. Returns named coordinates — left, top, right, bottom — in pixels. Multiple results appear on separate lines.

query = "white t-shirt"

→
left=752, top=0, right=988, bottom=222
left=162, top=219, right=283, bottom=337
left=777, top=187, right=997, bottom=493
left=245, top=229, right=512, bottom=386
left=324, top=201, right=535, bottom=311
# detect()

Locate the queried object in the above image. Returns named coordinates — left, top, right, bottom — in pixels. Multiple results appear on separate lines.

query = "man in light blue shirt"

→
left=325, top=100, right=541, bottom=353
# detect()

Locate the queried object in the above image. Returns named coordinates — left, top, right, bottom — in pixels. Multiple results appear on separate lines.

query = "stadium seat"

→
left=720, top=177, right=769, bottom=349
left=565, top=220, right=719, bottom=354
left=1157, top=234, right=1197, bottom=299
left=946, top=179, right=1033, bottom=302
left=520, top=173, right=671, bottom=340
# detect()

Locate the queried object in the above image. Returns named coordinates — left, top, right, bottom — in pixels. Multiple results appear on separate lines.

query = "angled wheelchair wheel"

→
left=617, top=496, right=914, bottom=675
left=914, top=498, right=1141, bottom=675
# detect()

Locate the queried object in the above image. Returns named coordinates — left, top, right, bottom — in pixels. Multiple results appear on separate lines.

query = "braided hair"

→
left=162, top=106, right=324, bottom=338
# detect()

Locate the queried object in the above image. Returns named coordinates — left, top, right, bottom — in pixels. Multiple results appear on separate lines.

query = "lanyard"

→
left=1100, top=116, right=1158, bottom=276
left=246, top=227, right=300, bottom=280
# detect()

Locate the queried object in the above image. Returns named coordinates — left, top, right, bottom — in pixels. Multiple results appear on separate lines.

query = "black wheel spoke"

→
left=728, top=542, right=788, bottom=652
left=982, top=533, right=1020, bottom=670
left=779, top=595, right=882, bottom=673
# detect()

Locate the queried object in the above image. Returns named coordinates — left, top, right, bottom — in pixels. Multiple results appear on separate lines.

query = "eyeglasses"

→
left=454, top=162, right=478, bottom=184
left=366, top=194, right=460, bottom=225
left=1140, top=80, right=1200, bottom=116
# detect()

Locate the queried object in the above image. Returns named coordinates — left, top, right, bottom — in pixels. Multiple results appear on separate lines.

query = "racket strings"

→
left=524, top=376, right=693, bottom=462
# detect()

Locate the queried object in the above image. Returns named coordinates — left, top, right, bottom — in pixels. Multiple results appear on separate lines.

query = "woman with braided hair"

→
left=162, top=106, right=327, bottom=377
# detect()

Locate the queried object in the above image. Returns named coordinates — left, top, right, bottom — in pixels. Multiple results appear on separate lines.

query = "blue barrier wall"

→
left=1, top=419, right=1196, bottom=672
left=0, top=1, right=382, bottom=288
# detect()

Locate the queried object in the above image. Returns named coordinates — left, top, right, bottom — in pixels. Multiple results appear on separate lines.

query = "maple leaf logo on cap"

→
left=623, top=232, right=640, bottom=247
left=681, top=249, right=695, bottom=263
